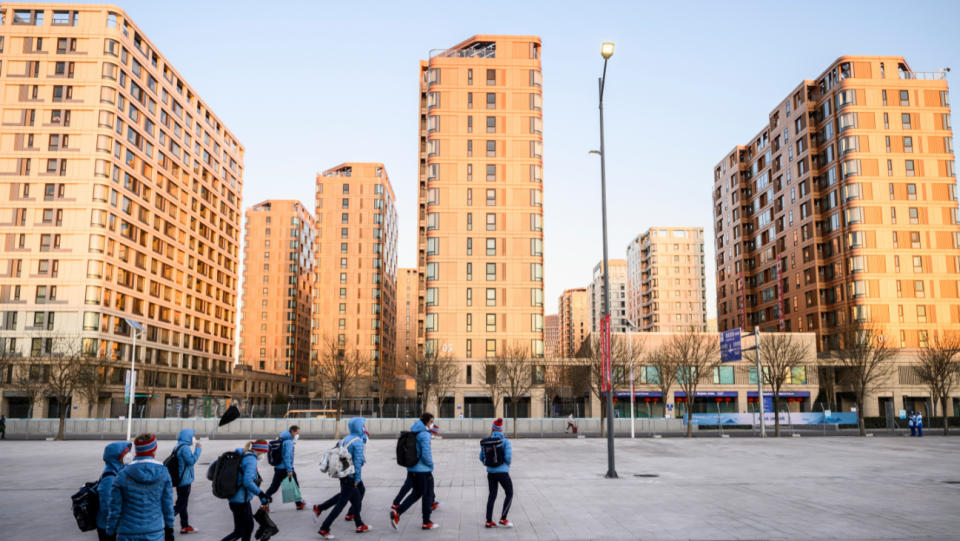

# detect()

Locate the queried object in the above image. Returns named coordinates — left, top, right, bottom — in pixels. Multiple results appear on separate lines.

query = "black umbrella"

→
left=219, top=405, right=241, bottom=426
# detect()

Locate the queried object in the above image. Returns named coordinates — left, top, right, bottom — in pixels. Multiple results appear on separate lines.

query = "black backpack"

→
left=396, top=431, right=419, bottom=467
left=480, top=437, right=505, bottom=467
left=71, top=472, right=114, bottom=532
left=267, top=439, right=284, bottom=467
left=211, top=451, right=243, bottom=499
left=163, top=444, right=186, bottom=487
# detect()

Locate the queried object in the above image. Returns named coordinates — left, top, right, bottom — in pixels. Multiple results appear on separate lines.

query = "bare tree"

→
left=827, top=324, right=898, bottom=436
left=482, top=359, right=505, bottom=421
left=915, top=334, right=960, bottom=435
left=665, top=330, right=720, bottom=437
left=575, top=334, right=629, bottom=437
left=372, top=359, right=394, bottom=419
left=314, top=340, right=370, bottom=437
left=646, top=345, right=679, bottom=417
left=11, top=336, right=98, bottom=440
left=543, top=362, right=574, bottom=417
left=758, top=334, right=811, bottom=437
left=431, top=355, right=459, bottom=417
left=495, top=342, right=537, bottom=438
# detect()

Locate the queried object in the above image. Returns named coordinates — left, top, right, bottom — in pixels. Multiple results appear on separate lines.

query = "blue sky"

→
left=109, top=0, right=960, bottom=315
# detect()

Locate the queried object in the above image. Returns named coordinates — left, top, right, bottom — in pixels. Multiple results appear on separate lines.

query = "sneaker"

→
left=296, top=502, right=307, bottom=511
left=180, top=526, right=197, bottom=534
left=421, top=522, right=439, bottom=530
left=260, top=505, right=270, bottom=513
left=431, top=501, right=441, bottom=511
left=318, top=530, right=335, bottom=539
left=344, top=514, right=354, bottom=521
left=498, top=519, right=513, bottom=528
left=312, top=504, right=323, bottom=523
left=355, top=524, right=371, bottom=533
left=389, top=510, right=400, bottom=530
left=485, top=521, right=497, bottom=528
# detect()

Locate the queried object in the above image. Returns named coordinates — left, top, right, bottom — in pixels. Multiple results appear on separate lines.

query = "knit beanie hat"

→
left=134, top=434, right=157, bottom=457
left=250, top=439, right=269, bottom=453
left=492, top=418, right=503, bottom=432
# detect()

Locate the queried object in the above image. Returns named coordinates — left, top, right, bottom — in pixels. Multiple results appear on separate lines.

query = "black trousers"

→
left=220, top=501, right=254, bottom=541
left=174, top=484, right=191, bottom=528
left=486, top=472, right=513, bottom=522
left=318, top=480, right=365, bottom=516
left=96, top=528, right=115, bottom=541
left=397, top=472, right=434, bottom=523
left=319, top=477, right=363, bottom=531
left=392, top=471, right=414, bottom=506
left=264, top=468, right=302, bottom=504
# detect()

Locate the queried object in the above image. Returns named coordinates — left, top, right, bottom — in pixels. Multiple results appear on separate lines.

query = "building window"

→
left=486, top=164, right=496, bottom=181
left=486, top=189, right=496, bottom=206
left=486, top=264, right=497, bottom=282
left=486, top=213, right=496, bottom=230
left=486, top=116, right=496, bottom=133
left=486, top=314, right=497, bottom=332
left=486, top=288, right=496, bottom=306
left=486, top=93, right=496, bottom=109
left=466, top=262, right=472, bottom=281
left=486, top=339, right=496, bottom=358
left=899, top=90, right=910, bottom=106
left=901, top=113, right=911, bottom=129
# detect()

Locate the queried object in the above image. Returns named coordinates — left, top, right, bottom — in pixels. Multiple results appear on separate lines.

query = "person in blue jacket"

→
left=916, top=411, right=924, bottom=437
left=106, top=433, right=175, bottom=541
left=315, top=417, right=369, bottom=538
left=172, top=428, right=202, bottom=534
left=222, top=440, right=270, bottom=541
left=263, top=426, right=304, bottom=510
left=392, top=423, right=441, bottom=513
left=479, top=418, right=513, bottom=528
left=97, top=441, right=132, bottom=541
left=315, top=424, right=372, bottom=523
left=389, top=413, right=438, bottom=531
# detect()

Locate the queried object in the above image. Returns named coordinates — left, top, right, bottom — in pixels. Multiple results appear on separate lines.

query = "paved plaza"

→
left=0, top=436, right=957, bottom=540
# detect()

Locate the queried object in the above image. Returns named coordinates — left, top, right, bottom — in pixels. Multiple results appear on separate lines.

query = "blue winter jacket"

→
left=228, top=449, right=263, bottom=504
left=340, top=417, right=366, bottom=483
left=175, top=429, right=202, bottom=487
left=97, top=441, right=131, bottom=530
left=106, top=456, right=174, bottom=540
left=276, top=430, right=295, bottom=471
left=407, top=419, right=433, bottom=472
left=479, top=432, right=512, bottom=473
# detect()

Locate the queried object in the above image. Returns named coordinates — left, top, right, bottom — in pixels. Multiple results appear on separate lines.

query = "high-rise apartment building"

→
left=713, top=56, right=958, bottom=351
left=544, top=313, right=559, bottom=357
left=0, top=4, right=244, bottom=416
left=416, top=35, right=545, bottom=362
left=626, top=227, right=707, bottom=332
left=589, top=259, right=629, bottom=333
left=312, top=163, right=397, bottom=397
left=239, top=201, right=314, bottom=395
left=558, top=287, right=589, bottom=357
left=395, top=267, right=417, bottom=377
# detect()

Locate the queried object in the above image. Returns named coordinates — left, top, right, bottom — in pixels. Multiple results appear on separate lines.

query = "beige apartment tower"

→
left=0, top=4, right=244, bottom=417
left=312, top=163, right=398, bottom=402
left=626, top=227, right=707, bottom=332
left=239, top=200, right=314, bottom=396
left=558, top=287, right=589, bottom=358
left=394, top=267, right=417, bottom=377
left=544, top=313, right=559, bottom=357
left=589, top=259, right=629, bottom=333
left=416, top=35, right=545, bottom=363
left=713, top=56, right=958, bottom=352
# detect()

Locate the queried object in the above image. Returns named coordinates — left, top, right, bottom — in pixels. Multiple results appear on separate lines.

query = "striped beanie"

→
left=492, top=418, right=503, bottom=432
left=429, top=422, right=439, bottom=435
left=250, top=440, right=270, bottom=453
left=134, top=434, right=157, bottom=456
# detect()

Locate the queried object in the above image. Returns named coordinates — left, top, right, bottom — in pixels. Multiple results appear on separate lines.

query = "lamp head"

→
left=601, top=42, right=615, bottom=59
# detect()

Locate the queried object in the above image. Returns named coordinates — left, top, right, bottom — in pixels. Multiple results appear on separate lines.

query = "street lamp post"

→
left=598, top=41, right=616, bottom=479
left=124, top=318, right=144, bottom=441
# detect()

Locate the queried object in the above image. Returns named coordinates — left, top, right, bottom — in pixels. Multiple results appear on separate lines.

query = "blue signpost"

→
left=720, top=329, right=742, bottom=363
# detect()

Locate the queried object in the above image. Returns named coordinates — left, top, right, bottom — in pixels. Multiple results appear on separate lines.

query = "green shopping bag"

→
left=280, top=476, right=301, bottom=503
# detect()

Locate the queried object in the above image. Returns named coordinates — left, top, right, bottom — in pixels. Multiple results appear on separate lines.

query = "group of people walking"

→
left=908, top=411, right=924, bottom=436
left=87, top=414, right=516, bottom=540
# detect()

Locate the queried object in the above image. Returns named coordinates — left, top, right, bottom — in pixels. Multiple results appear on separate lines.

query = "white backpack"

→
left=319, top=436, right=359, bottom=478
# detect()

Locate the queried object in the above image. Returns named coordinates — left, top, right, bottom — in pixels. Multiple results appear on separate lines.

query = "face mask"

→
left=122, top=453, right=132, bottom=465
left=294, top=434, right=300, bottom=441
left=256, top=453, right=265, bottom=462
left=193, top=437, right=198, bottom=446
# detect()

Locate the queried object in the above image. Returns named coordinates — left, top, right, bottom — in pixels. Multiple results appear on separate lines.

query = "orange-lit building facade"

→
left=558, top=287, right=588, bottom=358
left=312, top=163, right=397, bottom=397
left=589, top=259, right=629, bottom=333
left=416, top=35, right=545, bottom=363
left=544, top=313, right=559, bottom=358
left=0, top=4, right=244, bottom=416
left=239, top=200, right=314, bottom=395
left=713, top=56, right=958, bottom=352
left=626, top=227, right=707, bottom=332
left=395, top=267, right=417, bottom=377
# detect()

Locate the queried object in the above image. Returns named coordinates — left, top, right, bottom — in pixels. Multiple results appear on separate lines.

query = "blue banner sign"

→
left=720, top=328, right=742, bottom=362
left=683, top=412, right=859, bottom=426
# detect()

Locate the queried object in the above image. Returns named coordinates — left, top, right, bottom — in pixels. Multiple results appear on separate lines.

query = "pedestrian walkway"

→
left=1, top=437, right=957, bottom=539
